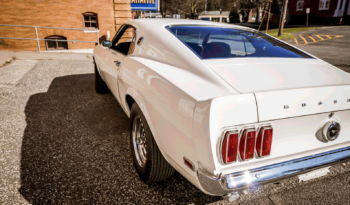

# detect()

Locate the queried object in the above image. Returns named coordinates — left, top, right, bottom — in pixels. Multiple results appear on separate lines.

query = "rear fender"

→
left=119, top=57, right=199, bottom=180
left=193, top=94, right=258, bottom=174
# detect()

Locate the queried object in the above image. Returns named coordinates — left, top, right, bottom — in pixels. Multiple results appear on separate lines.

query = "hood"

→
left=204, top=58, right=350, bottom=93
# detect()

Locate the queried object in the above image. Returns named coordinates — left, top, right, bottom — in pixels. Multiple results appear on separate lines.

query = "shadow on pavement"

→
left=19, top=74, right=221, bottom=204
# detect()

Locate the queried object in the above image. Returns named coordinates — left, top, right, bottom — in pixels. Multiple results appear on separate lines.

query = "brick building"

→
left=0, top=0, right=132, bottom=51
left=287, top=0, right=350, bottom=24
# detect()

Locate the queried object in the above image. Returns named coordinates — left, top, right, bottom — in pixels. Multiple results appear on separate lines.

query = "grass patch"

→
left=266, top=27, right=321, bottom=40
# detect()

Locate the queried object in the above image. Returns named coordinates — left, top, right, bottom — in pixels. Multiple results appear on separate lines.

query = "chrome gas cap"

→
left=322, top=121, right=341, bottom=142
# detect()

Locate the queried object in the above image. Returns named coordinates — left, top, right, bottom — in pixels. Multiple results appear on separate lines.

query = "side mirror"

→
left=102, top=40, right=112, bottom=47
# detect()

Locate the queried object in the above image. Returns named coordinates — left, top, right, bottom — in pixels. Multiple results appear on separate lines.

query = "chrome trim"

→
left=137, top=37, right=144, bottom=46
left=198, top=146, right=350, bottom=196
left=217, top=128, right=239, bottom=165
left=255, top=124, right=273, bottom=158
left=132, top=115, right=147, bottom=167
left=238, top=127, right=255, bottom=162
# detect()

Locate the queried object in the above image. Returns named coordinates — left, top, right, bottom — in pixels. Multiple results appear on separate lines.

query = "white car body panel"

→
left=256, top=85, right=350, bottom=121
left=93, top=19, right=350, bottom=196
left=205, top=58, right=350, bottom=93
left=193, top=94, right=258, bottom=174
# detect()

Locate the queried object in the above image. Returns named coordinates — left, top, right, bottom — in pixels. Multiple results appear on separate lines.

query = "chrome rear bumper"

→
left=198, top=146, right=350, bottom=196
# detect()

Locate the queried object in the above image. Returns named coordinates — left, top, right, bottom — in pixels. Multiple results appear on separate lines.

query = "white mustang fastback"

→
left=93, top=19, right=350, bottom=201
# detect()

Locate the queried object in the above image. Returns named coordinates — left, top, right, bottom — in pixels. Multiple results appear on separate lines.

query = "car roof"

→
left=126, top=19, right=254, bottom=31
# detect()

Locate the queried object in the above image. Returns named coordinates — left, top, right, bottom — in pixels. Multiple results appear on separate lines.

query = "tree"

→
left=220, top=0, right=231, bottom=10
left=239, top=0, right=260, bottom=22
left=270, top=0, right=281, bottom=27
left=178, top=0, right=205, bottom=19
left=229, top=7, right=240, bottom=23
left=160, top=0, right=173, bottom=17
left=238, top=0, right=272, bottom=22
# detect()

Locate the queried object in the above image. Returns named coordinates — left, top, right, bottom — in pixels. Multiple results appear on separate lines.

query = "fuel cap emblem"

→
left=322, top=121, right=341, bottom=142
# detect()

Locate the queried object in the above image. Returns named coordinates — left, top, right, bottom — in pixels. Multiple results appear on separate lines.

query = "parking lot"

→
left=0, top=26, right=350, bottom=205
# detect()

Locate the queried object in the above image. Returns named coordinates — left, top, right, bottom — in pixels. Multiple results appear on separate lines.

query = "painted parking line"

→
left=289, top=35, right=344, bottom=45
left=294, top=38, right=299, bottom=44
left=316, top=35, right=324, bottom=40
left=299, top=35, right=308, bottom=45
left=307, top=35, right=316, bottom=42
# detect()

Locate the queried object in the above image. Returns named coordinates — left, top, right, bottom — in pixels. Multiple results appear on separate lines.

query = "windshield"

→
left=167, top=26, right=312, bottom=59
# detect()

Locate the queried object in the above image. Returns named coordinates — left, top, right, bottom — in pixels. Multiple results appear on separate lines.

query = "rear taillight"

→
left=256, top=125, right=273, bottom=157
left=219, top=125, right=273, bottom=165
left=238, top=128, right=256, bottom=161
left=220, top=131, right=239, bottom=164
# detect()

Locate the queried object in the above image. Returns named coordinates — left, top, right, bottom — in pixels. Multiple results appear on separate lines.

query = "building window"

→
left=83, top=12, right=98, bottom=29
left=45, top=35, right=68, bottom=50
left=296, top=0, right=304, bottom=11
left=319, top=0, right=330, bottom=10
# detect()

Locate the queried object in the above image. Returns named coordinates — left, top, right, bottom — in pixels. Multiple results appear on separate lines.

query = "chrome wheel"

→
left=132, top=115, right=147, bottom=167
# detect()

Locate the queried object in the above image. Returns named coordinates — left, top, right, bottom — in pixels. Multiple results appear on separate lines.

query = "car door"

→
left=103, top=25, right=136, bottom=104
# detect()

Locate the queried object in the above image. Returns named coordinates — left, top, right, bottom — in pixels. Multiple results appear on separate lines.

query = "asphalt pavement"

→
left=291, top=26, right=350, bottom=73
left=0, top=26, right=350, bottom=205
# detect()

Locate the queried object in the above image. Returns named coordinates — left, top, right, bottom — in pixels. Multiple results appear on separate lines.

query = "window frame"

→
left=110, top=24, right=137, bottom=56
left=318, top=0, right=331, bottom=10
left=45, top=35, right=68, bottom=50
left=296, top=0, right=304, bottom=11
left=83, top=12, right=98, bottom=29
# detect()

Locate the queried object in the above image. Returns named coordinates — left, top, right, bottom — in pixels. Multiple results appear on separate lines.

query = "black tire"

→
left=94, top=60, right=110, bottom=94
left=130, top=103, right=175, bottom=183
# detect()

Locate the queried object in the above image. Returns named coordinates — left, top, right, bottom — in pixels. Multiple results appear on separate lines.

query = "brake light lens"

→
left=221, top=131, right=239, bottom=164
left=220, top=125, right=273, bottom=165
left=256, top=126, right=273, bottom=157
left=239, top=128, right=256, bottom=161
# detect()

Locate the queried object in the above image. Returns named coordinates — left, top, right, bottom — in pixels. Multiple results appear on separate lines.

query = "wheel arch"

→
left=124, top=88, right=180, bottom=169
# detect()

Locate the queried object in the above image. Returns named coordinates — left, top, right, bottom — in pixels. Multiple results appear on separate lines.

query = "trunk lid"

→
left=255, top=85, right=350, bottom=121
left=205, top=58, right=350, bottom=121
left=205, top=58, right=350, bottom=93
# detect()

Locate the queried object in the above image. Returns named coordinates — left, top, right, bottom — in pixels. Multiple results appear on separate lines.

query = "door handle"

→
left=114, top=60, right=121, bottom=67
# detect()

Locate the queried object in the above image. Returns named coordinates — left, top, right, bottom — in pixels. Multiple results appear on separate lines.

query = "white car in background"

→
left=93, top=19, right=350, bottom=201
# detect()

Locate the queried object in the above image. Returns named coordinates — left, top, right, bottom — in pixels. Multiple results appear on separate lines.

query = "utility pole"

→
left=205, top=0, right=207, bottom=15
left=278, top=0, right=289, bottom=36
left=266, top=2, right=272, bottom=33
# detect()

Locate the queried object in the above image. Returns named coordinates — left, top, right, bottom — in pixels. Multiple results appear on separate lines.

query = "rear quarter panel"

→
left=118, top=57, right=200, bottom=180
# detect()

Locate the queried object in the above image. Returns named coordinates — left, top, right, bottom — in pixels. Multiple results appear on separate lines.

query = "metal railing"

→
left=0, top=24, right=99, bottom=52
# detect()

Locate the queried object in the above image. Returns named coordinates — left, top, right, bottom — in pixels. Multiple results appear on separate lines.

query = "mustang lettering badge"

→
left=322, top=121, right=341, bottom=142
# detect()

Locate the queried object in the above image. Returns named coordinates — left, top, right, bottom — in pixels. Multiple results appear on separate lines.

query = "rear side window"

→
left=167, top=26, right=312, bottom=59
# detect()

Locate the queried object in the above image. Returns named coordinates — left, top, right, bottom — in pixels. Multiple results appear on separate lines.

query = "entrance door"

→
left=103, top=25, right=136, bottom=104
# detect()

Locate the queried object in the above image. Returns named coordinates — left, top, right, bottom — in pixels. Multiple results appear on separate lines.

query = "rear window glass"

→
left=167, top=26, right=312, bottom=59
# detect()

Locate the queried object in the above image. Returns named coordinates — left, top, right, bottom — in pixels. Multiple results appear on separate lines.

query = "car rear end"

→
left=193, top=87, right=350, bottom=195
left=164, top=24, right=350, bottom=196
